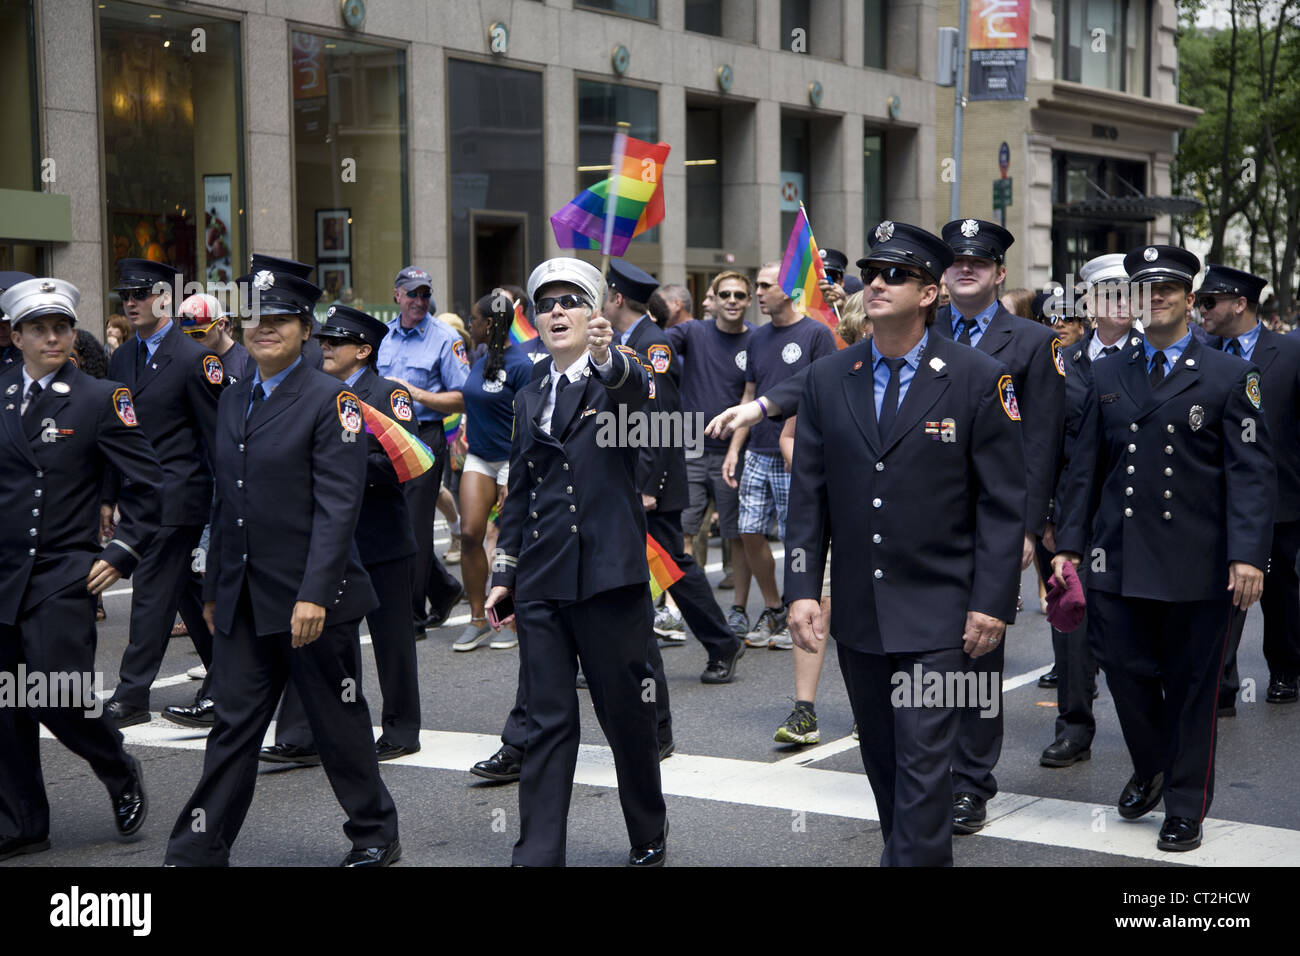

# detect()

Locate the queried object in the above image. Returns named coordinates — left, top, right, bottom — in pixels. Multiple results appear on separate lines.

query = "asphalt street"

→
left=7, top=525, right=1299, bottom=868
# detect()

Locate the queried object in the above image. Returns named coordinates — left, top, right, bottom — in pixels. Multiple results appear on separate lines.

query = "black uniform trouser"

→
left=950, top=640, right=1003, bottom=801
left=1221, top=519, right=1300, bottom=701
left=512, top=583, right=667, bottom=866
left=164, top=586, right=398, bottom=865
left=0, top=579, right=135, bottom=840
left=646, top=509, right=736, bottom=663
left=500, top=623, right=673, bottom=757
left=405, top=422, right=461, bottom=622
left=1034, top=541, right=1097, bottom=745
left=275, top=557, right=421, bottom=751
left=112, top=524, right=212, bottom=709
left=1088, top=591, right=1231, bottom=821
left=838, top=642, right=965, bottom=867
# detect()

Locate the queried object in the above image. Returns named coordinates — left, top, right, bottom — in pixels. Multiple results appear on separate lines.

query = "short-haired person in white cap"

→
left=0, top=277, right=161, bottom=861
left=1052, top=244, right=1276, bottom=852
left=1197, top=265, right=1300, bottom=707
left=378, top=266, right=470, bottom=637
left=483, top=257, right=668, bottom=866
left=1034, top=254, right=1143, bottom=772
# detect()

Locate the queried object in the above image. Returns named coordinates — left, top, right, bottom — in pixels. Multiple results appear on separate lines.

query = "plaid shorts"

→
left=738, top=450, right=790, bottom=539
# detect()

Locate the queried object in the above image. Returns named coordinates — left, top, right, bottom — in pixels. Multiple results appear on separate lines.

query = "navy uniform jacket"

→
left=1055, top=336, right=1276, bottom=601
left=784, top=335, right=1026, bottom=653
left=624, top=317, right=689, bottom=511
left=349, top=366, right=419, bottom=565
left=491, top=346, right=651, bottom=603
left=1213, top=326, right=1300, bottom=523
left=0, top=361, right=162, bottom=625
left=935, top=303, right=1065, bottom=536
left=105, top=321, right=225, bottom=526
left=222, top=340, right=255, bottom=385
left=203, top=359, right=378, bottom=636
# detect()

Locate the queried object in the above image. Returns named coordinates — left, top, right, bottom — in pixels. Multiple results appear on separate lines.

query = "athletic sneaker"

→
left=489, top=631, right=518, bottom=650
left=773, top=700, right=820, bottom=745
left=768, top=617, right=793, bottom=650
left=653, top=605, right=686, bottom=641
left=726, top=606, right=750, bottom=638
left=453, top=619, right=492, bottom=652
left=746, top=606, right=787, bottom=648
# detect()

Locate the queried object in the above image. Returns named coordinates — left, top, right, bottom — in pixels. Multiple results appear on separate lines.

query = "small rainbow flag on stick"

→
left=646, top=534, right=685, bottom=601
left=508, top=299, right=538, bottom=345
left=551, top=133, right=671, bottom=256
left=442, top=411, right=463, bottom=446
left=779, top=203, right=847, bottom=350
left=360, top=401, right=436, bottom=483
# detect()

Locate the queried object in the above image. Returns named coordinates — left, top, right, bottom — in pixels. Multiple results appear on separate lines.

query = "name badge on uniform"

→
left=1100, top=392, right=1120, bottom=404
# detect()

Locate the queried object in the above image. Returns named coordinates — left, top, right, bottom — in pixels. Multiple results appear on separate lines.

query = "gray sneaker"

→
left=726, top=606, right=750, bottom=638
left=653, top=604, right=686, bottom=640
left=453, top=619, right=492, bottom=652
left=488, top=630, right=518, bottom=650
left=746, top=607, right=784, bottom=648
left=768, top=618, right=794, bottom=650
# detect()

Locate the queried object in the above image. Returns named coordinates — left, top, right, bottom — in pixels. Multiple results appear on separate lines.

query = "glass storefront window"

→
left=686, top=106, right=722, bottom=249
left=447, top=59, right=544, bottom=316
left=576, top=0, right=658, bottom=20
left=0, top=0, right=39, bottom=193
left=863, top=131, right=884, bottom=240
left=780, top=115, right=810, bottom=242
left=685, top=0, right=722, bottom=35
left=291, top=31, right=408, bottom=319
left=99, top=2, right=245, bottom=309
left=864, top=0, right=885, bottom=69
left=577, top=79, right=660, bottom=248
left=1056, top=0, right=1150, bottom=94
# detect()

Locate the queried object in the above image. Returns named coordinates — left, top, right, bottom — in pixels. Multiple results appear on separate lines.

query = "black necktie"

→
left=878, top=357, right=907, bottom=439
left=1226, top=338, right=1241, bottom=357
left=136, top=338, right=149, bottom=379
left=956, top=319, right=972, bottom=346
left=246, top=384, right=265, bottom=420
left=1101, top=345, right=1119, bottom=356
left=22, top=381, right=42, bottom=420
left=1149, top=350, right=1166, bottom=387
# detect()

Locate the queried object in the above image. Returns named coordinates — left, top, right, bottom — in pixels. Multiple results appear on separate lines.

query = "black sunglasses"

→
left=824, top=269, right=844, bottom=283
left=116, top=288, right=155, bottom=302
left=535, top=293, right=590, bottom=313
left=716, top=289, right=749, bottom=301
left=1049, top=314, right=1081, bottom=326
left=404, top=289, right=432, bottom=300
left=1195, top=294, right=1239, bottom=311
left=860, top=265, right=926, bottom=286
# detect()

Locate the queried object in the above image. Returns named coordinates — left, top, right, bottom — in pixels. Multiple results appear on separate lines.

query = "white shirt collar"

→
left=22, top=365, right=61, bottom=395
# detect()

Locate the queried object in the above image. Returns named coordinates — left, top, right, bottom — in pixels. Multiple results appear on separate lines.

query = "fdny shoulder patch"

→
left=390, top=388, right=414, bottom=421
left=1050, top=338, right=1065, bottom=377
left=452, top=339, right=469, bottom=366
left=647, top=343, right=672, bottom=375
left=112, top=387, right=138, bottom=427
left=1246, top=371, right=1262, bottom=410
left=997, top=374, right=1020, bottom=421
left=203, top=354, right=225, bottom=385
left=337, top=391, right=363, bottom=433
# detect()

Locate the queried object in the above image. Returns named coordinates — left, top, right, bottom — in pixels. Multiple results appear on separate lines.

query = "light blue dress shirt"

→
left=247, top=355, right=302, bottom=416
left=1224, top=321, right=1262, bottom=361
left=377, top=313, right=470, bottom=424
left=951, top=301, right=999, bottom=348
left=872, top=330, right=929, bottom=419
left=1143, top=329, right=1194, bottom=378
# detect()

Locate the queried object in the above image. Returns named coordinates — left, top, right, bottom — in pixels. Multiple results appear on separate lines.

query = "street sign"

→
left=998, top=142, right=1010, bottom=175
left=993, top=177, right=1012, bottom=210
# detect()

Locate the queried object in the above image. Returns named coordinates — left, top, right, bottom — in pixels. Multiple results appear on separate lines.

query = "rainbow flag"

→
left=646, top=534, right=685, bottom=601
left=551, top=134, right=670, bottom=256
left=442, top=411, right=463, bottom=445
left=508, top=299, right=538, bottom=345
left=361, top=401, right=436, bottom=483
left=779, top=205, right=847, bottom=349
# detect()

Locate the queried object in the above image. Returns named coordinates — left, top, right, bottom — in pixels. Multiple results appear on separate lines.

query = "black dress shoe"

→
left=1040, top=737, right=1091, bottom=768
left=952, top=792, right=987, bottom=834
left=340, top=839, right=401, bottom=867
left=113, top=756, right=147, bottom=837
left=0, top=834, right=51, bottom=862
left=375, top=740, right=420, bottom=761
left=161, top=697, right=216, bottom=728
left=105, top=700, right=150, bottom=728
left=1267, top=675, right=1299, bottom=703
left=258, top=743, right=322, bottom=766
left=1157, top=816, right=1202, bottom=851
left=628, top=821, right=667, bottom=867
left=658, top=739, right=675, bottom=761
left=701, top=639, right=745, bottom=684
left=1037, top=668, right=1059, bottom=689
left=413, top=622, right=428, bottom=641
left=470, top=746, right=522, bottom=782
left=425, top=586, right=466, bottom=629
left=1117, top=771, right=1164, bottom=820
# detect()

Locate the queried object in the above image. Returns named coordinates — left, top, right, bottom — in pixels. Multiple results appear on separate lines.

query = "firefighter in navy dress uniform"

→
left=484, top=257, right=668, bottom=867
left=163, top=261, right=400, bottom=867
left=262, top=304, right=424, bottom=765
left=0, top=277, right=158, bottom=861
left=1052, top=245, right=1276, bottom=852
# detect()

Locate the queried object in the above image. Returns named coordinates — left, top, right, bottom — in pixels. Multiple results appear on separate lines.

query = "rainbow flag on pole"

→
left=442, top=412, right=463, bottom=445
left=550, top=134, right=671, bottom=256
left=779, top=204, right=846, bottom=349
left=361, top=401, right=437, bottom=483
left=646, top=534, right=685, bottom=600
left=508, top=299, right=538, bottom=345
